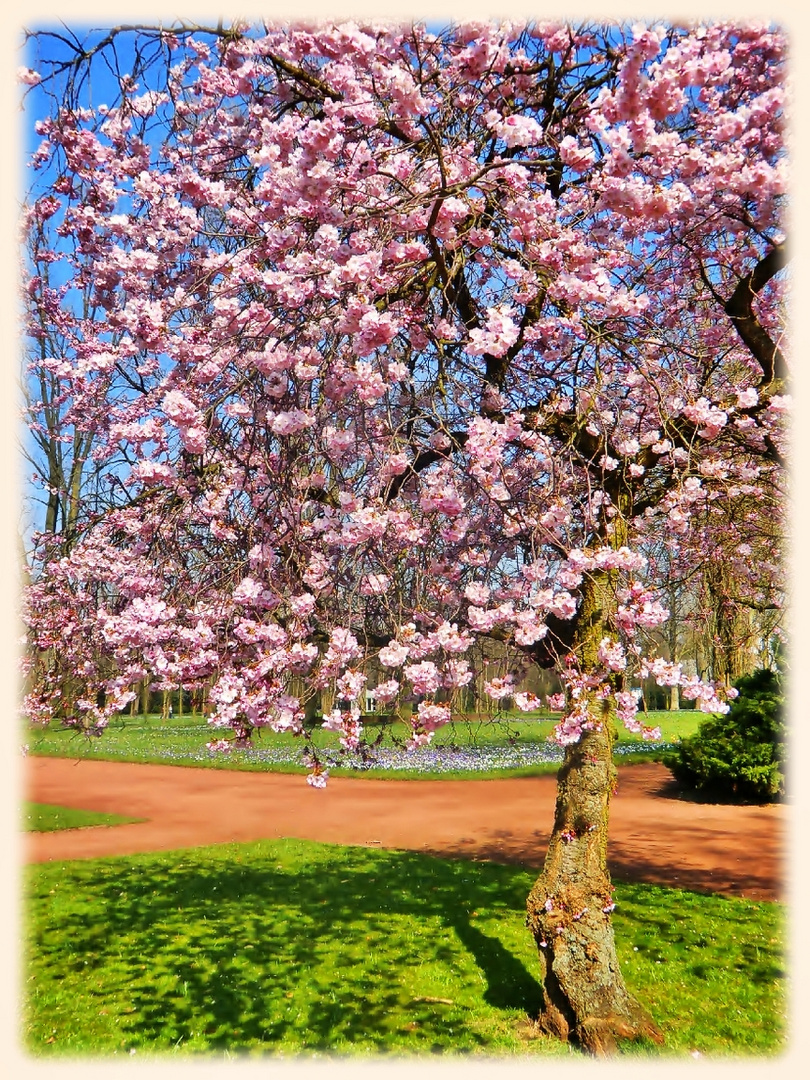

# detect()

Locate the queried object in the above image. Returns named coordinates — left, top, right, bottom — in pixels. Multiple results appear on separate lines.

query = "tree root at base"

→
left=534, top=1002, right=664, bottom=1057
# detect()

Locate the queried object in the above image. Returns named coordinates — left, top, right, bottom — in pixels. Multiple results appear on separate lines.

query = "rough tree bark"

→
left=705, top=562, right=750, bottom=687
left=666, top=584, right=681, bottom=711
left=525, top=572, right=663, bottom=1055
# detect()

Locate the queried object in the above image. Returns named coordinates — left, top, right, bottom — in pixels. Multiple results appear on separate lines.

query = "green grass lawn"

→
left=23, top=802, right=144, bottom=832
left=24, top=709, right=704, bottom=781
left=22, top=837, right=786, bottom=1059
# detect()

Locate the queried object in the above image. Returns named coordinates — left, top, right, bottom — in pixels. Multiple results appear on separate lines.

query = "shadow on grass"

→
left=449, top=916, right=544, bottom=1015
left=26, top=842, right=545, bottom=1054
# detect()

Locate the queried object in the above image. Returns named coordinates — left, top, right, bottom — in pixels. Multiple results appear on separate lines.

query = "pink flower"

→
left=547, top=593, right=577, bottom=620
left=373, top=679, right=400, bottom=703
left=442, top=660, right=473, bottom=688
left=406, top=731, right=433, bottom=749
left=642, top=658, right=682, bottom=686
left=162, top=390, right=202, bottom=425
left=321, top=708, right=345, bottom=733
left=327, top=628, right=361, bottom=662
left=486, top=111, right=544, bottom=147
left=484, top=676, right=515, bottom=701
left=379, top=641, right=409, bottom=667
left=18, top=67, right=42, bottom=85
left=467, top=606, right=499, bottom=632
left=180, top=426, right=207, bottom=454
left=514, top=692, right=542, bottom=712
left=597, top=637, right=626, bottom=672
left=404, top=660, right=441, bottom=695
left=464, top=582, right=491, bottom=605
left=360, top=573, right=390, bottom=595
left=380, top=452, right=409, bottom=479
left=465, top=306, right=520, bottom=358
left=559, top=135, right=595, bottom=173
left=736, top=387, right=759, bottom=409
left=416, top=701, right=451, bottom=732
left=337, top=670, right=367, bottom=701
left=615, top=691, right=640, bottom=725
left=352, top=361, right=387, bottom=401
left=514, top=613, right=548, bottom=646
left=270, top=409, right=314, bottom=436
left=354, top=312, right=398, bottom=357
left=429, top=621, right=472, bottom=654
left=288, top=643, right=318, bottom=670
left=233, top=577, right=263, bottom=604
left=269, top=696, right=304, bottom=734
left=289, top=593, right=316, bottom=618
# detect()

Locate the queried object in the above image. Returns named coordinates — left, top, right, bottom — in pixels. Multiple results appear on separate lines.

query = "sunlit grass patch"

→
left=23, top=802, right=144, bottom=832
left=612, top=882, right=787, bottom=1057
left=23, top=838, right=786, bottom=1059
left=25, top=710, right=699, bottom=780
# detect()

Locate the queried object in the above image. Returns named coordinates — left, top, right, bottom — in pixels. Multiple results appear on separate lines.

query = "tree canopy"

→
left=21, top=20, right=786, bottom=771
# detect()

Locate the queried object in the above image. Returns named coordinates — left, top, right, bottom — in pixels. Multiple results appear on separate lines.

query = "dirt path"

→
left=24, top=757, right=786, bottom=902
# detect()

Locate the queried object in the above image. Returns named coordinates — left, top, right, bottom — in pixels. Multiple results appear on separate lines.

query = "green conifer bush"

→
left=664, top=668, right=785, bottom=802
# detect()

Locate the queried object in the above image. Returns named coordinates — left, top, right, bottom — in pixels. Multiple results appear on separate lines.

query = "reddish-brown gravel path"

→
left=24, top=757, right=786, bottom=902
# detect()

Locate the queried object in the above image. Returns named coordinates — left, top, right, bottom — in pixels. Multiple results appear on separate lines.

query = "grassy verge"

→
left=23, top=803, right=144, bottom=833
left=22, top=838, right=786, bottom=1059
left=24, top=710, right=703, bottom=781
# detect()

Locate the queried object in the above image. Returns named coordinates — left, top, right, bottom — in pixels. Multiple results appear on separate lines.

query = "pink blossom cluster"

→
left=20, top=20, right=785, bottom=783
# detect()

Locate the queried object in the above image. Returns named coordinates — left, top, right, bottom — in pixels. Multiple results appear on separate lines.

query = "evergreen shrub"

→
left=664, top=668, right=785, bottom=802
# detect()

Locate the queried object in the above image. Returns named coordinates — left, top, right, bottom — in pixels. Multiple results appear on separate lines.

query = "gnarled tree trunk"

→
left=525, top=570, right=663, bottom=1055
left=526, top=722, right=662, bottom=1054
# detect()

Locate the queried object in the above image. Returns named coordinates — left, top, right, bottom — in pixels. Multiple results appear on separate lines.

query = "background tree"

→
left=20, top=19, right=787, bottom=1053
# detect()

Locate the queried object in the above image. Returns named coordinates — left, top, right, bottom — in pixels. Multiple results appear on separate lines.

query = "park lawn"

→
left=24, top=709, right=703, bottom=781
left=23, top=802, right=144, bottom=832
left=22, top=838, right=785, bottom=1059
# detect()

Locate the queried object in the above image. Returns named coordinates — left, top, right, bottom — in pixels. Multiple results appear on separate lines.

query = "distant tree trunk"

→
left=705, top=563, right=750, bottom=686
left=666, top=587, right=680, bottom=711
left=140, top=679, right=150, bottom=716
left=303, top=695, right=320, bottom=723
left=525, top=572, right=663, bottom=1055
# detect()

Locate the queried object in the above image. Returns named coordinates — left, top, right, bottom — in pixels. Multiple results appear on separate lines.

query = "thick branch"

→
left=383, top=430, right=468, bottom=503
left=724, top=244, right=788, bottom=387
